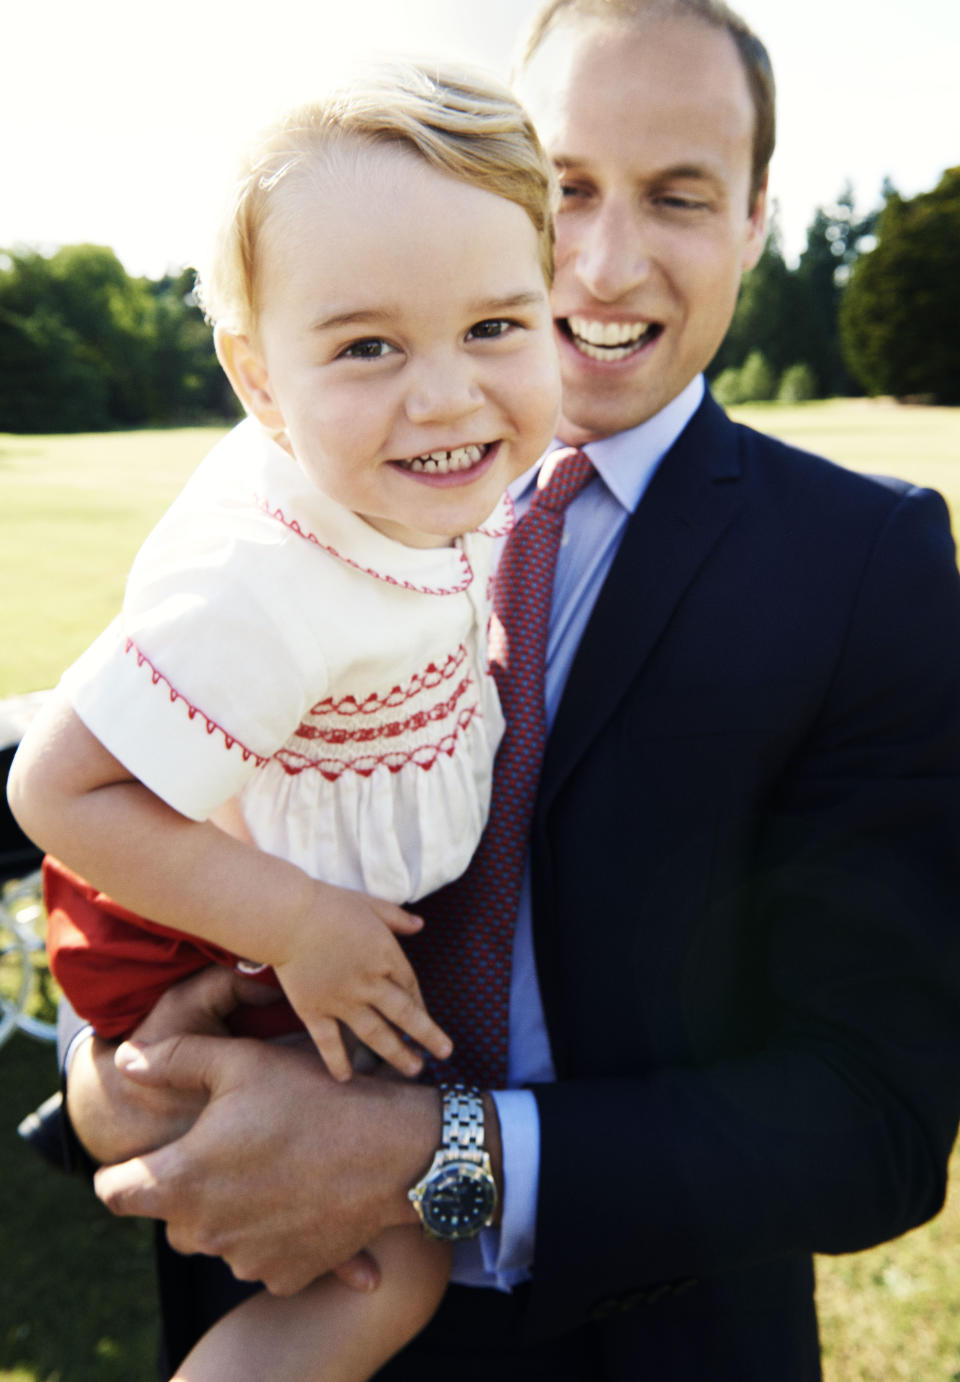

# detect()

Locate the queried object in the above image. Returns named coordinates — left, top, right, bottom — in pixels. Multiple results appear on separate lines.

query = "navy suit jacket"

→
left=522, top=392, right=960, bottom=1377
left=56, top=392, right=960, bottom=1382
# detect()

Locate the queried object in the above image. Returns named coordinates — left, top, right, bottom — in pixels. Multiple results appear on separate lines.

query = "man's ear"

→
left=741, top=175, right=769, bottom=273
left=214, top=326, right=286, bottom=433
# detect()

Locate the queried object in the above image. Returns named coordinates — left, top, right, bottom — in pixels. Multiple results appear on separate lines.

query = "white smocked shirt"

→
left=62, top=419, right=511, bottom=904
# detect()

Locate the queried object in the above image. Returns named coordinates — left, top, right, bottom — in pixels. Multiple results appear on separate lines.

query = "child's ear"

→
left=214, top=326, right=286, bottom=433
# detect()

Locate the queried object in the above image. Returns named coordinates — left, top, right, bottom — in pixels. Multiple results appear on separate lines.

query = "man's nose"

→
left=574, top=199, right=652, bottom=301
left=404, top=354, right=485, bottom=425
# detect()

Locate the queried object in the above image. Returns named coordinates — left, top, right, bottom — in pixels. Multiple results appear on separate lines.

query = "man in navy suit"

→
left=63, top=2, right=960, bottom=1377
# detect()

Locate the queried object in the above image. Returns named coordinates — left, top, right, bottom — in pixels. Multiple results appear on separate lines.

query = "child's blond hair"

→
left=197, top=61, right=556, bottom=339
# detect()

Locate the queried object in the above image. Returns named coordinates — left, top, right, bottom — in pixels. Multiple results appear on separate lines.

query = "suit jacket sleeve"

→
left=526, top=416, right=960, bottom=1332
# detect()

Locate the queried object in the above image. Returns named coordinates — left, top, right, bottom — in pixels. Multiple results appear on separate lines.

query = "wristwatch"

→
left=408, top=1083, right=498, bottom=1241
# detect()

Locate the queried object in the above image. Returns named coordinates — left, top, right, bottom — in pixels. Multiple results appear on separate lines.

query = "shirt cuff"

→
left=484, top=1087, right=540, bottom=1279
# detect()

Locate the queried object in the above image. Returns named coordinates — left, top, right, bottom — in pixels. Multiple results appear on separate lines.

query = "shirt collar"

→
left=511, top=374, right=705, bottom=515
left=252, top=426, right=513, bottom=596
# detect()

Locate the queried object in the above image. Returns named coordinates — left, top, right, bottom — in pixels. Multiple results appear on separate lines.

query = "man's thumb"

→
left=114, top=1034, right=220, bottom=1093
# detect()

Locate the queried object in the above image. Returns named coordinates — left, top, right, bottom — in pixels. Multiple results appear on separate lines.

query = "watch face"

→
left=422, top=1161, right=496, bottom=1240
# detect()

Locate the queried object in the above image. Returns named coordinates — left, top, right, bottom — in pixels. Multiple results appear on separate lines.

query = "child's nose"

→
left=404, top=355, right=484, bottom=425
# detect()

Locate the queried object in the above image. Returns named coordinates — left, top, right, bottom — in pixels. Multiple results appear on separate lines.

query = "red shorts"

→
left=44, top=856, right=301, bottom=1040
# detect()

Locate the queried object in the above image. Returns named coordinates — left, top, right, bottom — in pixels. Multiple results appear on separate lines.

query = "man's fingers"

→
left=333, top=1250, right=381, bottom=1293
left=136, top=964, right=280, bottom=1042
left=94, top=1150, right=169, bottom=1219
left=114, top=1032, right=236, bottom=1094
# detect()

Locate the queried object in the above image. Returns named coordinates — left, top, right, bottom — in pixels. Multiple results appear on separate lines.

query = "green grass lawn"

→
left=3, top=402, right=960, bottom=1379
left=0, top=427, right=230, bottom=697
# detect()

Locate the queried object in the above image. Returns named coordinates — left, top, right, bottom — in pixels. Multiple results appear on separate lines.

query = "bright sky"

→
left=3, top=0, right=956, bottom=275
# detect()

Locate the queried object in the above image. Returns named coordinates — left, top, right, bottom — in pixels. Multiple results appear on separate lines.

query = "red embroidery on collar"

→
left=253, top=496, right=473, bottom=595
left=475, top=489, right=515, bottom=539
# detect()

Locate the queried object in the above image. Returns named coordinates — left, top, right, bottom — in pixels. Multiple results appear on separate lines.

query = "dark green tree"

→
left=710, top=208, right=802, bottom=380
left=0, top=245, right=156, bottom=428
left=710, top=191, right=879, bottom=400
left=840, top=168, right=960, bottom=403
left=0, top=304, right=110, bottom=431
left=148, top=268, right=238, bottom=421
left=792, top=183, right=878, bottom=397
left=0, top=247, right=237, bottom=432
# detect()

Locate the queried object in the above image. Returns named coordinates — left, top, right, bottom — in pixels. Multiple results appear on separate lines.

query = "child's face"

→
left=221, top=144, right=561, bottom=548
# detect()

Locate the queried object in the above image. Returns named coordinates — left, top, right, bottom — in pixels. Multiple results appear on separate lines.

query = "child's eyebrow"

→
left=310, top=290, right=546, bottom=335
left=466, top=290, right=547, bottom=315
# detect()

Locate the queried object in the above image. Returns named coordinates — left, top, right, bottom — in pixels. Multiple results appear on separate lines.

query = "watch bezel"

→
left=418, top=1157, right=497, bottom=1240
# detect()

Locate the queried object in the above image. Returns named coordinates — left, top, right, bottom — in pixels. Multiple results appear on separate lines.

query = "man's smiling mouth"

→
left=394, top=443, right=491, bottom=475
left=562, top=316, right=662, bottom=361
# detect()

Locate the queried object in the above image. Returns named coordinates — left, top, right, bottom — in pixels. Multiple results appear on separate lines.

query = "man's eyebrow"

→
left=310, top=290, right=545, bottom=334
left=553, top=154, right=723, bottom=186
left=653, top=163, right=723, bottom=185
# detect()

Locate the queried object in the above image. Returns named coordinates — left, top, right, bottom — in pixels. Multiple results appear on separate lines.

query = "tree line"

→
left=711, top=166, right=960, bottom=407
left=1, top=165, right=958, bottom=434
left=0, top=251, right=238, bottom=433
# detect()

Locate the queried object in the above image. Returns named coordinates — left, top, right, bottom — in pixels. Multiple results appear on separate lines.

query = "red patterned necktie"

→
left=411, top=448, right=596, bottom=1087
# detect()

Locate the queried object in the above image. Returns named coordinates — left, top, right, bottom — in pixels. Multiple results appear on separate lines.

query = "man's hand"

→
left=66, top=965, right=279, bottom=1165
left=92, top=1033, right=450, bottom=1296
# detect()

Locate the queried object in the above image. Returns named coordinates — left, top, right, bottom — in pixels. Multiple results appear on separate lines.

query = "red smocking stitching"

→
left=124, top=640, right=269, bottom=766
left=253, top=496, right=473, bottom=595
left=298, top=647, right=467, bottom=725
left=476, top=489, right=516, bottom=538
left=275, top=705, right=481, bottom=780
left=294, top=677, right=472, bottom=747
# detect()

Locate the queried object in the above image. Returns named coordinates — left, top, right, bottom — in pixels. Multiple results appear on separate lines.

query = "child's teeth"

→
left=404, top=444, right=487, bottom=473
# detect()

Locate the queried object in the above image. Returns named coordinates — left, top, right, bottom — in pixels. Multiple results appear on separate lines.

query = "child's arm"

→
left=7, top=692, right=452, bottom=1081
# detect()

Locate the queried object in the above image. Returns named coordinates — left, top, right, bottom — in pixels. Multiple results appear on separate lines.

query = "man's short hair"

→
left=517, top=0, right=775, bottom=209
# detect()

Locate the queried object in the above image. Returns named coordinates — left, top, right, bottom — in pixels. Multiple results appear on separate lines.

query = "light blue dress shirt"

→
left=452, top=375, right=705, bottom=1289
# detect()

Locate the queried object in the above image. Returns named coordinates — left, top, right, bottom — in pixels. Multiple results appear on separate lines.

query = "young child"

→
left=8, top=62, right=561, bottom=1381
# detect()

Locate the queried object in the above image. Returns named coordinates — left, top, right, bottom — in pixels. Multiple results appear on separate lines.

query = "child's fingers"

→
left=345, top=1007, right=424, bottom=1078
left=374, top=901, right=424, bottom=936
left=376, top=983, right=453, bottom=1064
left=307, top=1016, right=354, bottom=1083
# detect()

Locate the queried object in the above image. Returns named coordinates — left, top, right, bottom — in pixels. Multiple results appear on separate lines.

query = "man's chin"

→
left=556, top=379, right=662, bottom=444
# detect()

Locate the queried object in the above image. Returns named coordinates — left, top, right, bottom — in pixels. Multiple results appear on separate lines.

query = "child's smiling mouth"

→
left=392, top=442, right=494, bottom=476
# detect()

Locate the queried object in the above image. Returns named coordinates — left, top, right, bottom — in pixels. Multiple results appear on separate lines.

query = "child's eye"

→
left=467, top=318, right=514, bottom=341
left=338, top=338, right=397, bottom=360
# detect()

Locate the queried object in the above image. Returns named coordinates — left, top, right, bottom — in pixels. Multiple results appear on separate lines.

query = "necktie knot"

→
left=534, top=447, right=595, bottom=514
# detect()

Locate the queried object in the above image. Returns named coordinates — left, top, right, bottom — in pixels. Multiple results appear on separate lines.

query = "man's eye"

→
left=467, top=319, right=514, bottom=341
left=339, top=338, right=395, bottom=360
left=657, top=196, right=707, bottom=212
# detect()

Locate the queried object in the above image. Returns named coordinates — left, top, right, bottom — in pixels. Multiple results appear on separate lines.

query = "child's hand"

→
left=270, top=884, right=452, bottom=1081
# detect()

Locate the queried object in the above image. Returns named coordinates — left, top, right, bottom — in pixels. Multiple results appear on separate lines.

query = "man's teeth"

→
left=405, top=444, right=487, bottom=474
left=568, top=316, right=656, bottom=360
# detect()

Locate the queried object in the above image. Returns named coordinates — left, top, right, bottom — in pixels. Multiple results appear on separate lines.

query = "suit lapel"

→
left=539, top=394, right=745, bottom=808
